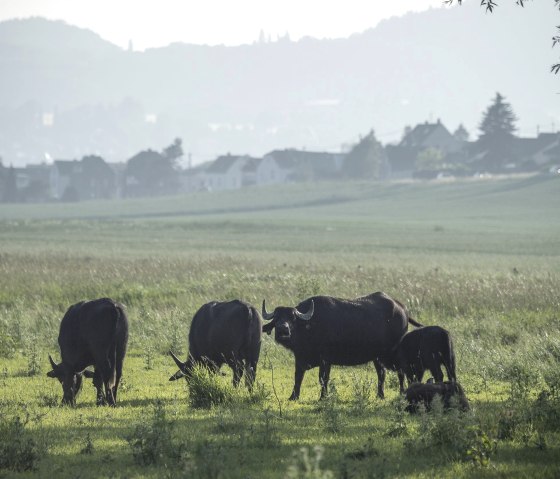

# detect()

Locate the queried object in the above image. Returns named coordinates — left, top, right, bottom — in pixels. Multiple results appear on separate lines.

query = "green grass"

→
left=0, top=175, right=559, bottom=478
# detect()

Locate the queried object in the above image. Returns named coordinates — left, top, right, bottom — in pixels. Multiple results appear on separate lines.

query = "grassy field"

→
left=0, top=174, right=559, bottom=478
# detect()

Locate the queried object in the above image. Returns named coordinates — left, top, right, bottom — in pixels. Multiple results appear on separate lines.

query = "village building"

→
left=386, top=120, right=465, bottom=178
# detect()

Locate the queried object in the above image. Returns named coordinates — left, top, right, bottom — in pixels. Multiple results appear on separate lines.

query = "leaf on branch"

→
left=552, top=63, right=560, bottom=74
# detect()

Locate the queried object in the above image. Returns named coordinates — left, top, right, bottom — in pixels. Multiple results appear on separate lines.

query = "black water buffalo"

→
left=47, top=298, right=129, bottom=406
left=169, top=300, right=262, bottom=390
left=374, top=325, right=456, bottom=398
left=404, top=381, right=469, bottom=413
left=261, top=292, right=422, bottom=400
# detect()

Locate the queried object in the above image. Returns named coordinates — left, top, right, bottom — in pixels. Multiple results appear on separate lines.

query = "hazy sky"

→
left=0, top=0, right=444, bottom=50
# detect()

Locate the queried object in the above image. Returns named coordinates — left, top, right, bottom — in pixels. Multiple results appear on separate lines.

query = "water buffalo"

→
left=47, top=298, right=129, bottom=406
left=374, top=325, right=456, bottom=398
left=404, top=381, right=469, bottom=413
left=169, top=299, right=262, bottom=390
left=261, top=292, right=422, bottom=400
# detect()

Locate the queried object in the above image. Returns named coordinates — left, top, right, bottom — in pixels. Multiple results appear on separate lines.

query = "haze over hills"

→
left=0, top=2, right=557, bottom=166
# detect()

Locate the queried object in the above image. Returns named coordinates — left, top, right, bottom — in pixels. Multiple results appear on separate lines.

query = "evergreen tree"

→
left=476, top=93, right=518, bottom=171
left=343, top=130, right=386, bottom=179
left=478, top=93, right=517, bottom=143
left=453, top=124, right=470, bottom=142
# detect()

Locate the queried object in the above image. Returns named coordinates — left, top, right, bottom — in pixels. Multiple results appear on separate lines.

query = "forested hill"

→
left=0, top=3, right=556, bottom=163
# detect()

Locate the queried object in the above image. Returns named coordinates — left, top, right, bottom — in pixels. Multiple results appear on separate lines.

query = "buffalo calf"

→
left=169, top=300, right=262, bottom=390
left=404, top=381, right=469, bottom=413
left=47, top=298, right=128, bottom=406
left=374, top=325, right=456, bottom=398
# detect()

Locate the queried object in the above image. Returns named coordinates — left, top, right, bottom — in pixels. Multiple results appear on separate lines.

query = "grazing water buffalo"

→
left=374, top=325, right=456, bottom=398
left=261, top=292, right=422, bottom=400
left=404, top=381, right=469, bottom=413
left=169, top=300, right=262, bottom=390
left=47, top=298, right=128, bottom=406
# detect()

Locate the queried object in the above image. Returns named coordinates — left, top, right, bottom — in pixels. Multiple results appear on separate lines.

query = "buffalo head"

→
left=46, top=354, right=94, bottom=406
left=261, top=299, right=314, bottom=346
left=168, top=350, right=192, bottom=381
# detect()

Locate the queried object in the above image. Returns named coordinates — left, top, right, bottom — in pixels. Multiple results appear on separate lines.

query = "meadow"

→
left=0, top=174, right=559, bottom=478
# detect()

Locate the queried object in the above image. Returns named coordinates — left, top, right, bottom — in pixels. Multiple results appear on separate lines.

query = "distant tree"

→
left=475, top=92, right=518, bottom=170
left=402, top=125, right=412, bottom=141
left=479, top=93, right=517, bottom=142
left=125, top=149, right=179, bottom=197
left=2, top=166, right=18, bottom=203
left=453, top=124, right=470, bottom=142
left=80, top=155, right=116, bottom=199
left=445, top=0, right=560, bottom=73
left=343, top=130, right=387, bottom=179
left=162, top=138, right=184, bottom=165
left=415, top=147, right=445, bottom=172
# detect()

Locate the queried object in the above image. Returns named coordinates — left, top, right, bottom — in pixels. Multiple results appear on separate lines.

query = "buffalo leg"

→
left=397, top=370, right=406, bottom=394
left=97, top=359, right=116, bottom=406
left=431, top=365, right=444, bottom=383
left=319, top=360, right=331, bottom=400
left=113, top=350, right=125, bottom=404
left=373, top=360, right=386, bottom=399
left=244, top=361, right=256, bottom=391
left=232, top=361, right=244, bottom=388
left=289, top=362, right=306, bottom=401
left=93, top=370, right=105, bottom=406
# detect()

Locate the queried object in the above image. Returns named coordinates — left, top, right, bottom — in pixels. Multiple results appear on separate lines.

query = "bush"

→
left=0, top=415, right=41, bottom=471
left=502, top=361, right=532, bottom=402
left=188, top=366, right=234, bottom=409
left=285, top=446, right=333, bottom=479
left=384, top=396, right=409, bottom=438
left=0, top=330, right=15, bottom=358
left=317, top=383, right=343, bottom=434
left=415, top=398, right=481, bottom=462
left=349, top=372, right=373, bottom=415
left=126, top=400, right=178, bottom=466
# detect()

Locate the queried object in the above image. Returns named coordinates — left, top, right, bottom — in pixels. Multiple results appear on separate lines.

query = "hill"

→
left=0, top=4, right=557, bottom=165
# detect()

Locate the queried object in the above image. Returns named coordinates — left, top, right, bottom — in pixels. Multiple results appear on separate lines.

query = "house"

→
left=15, top=163, right=51, bottom=202
left=256, top=149, right=345, bottom=186
left=50, top=160, right=81, bottom=199
left=179, top=161, right=212, bottom=193
left=204, top=154, right=258, bottom=191
left=51, top=156, right=116, bottom=200
left=239, top=157, right=261, bottom=187
left=399, top=120, right=464, bottom=152
left=386, top=120, right=464, bottom=178
left=514, top=132, right=560, bottom=169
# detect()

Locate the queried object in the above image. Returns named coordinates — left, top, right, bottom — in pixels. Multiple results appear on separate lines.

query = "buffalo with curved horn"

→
left=262, top=292, right=422, bottom=400
left=169, top=300, right=262, bottom=390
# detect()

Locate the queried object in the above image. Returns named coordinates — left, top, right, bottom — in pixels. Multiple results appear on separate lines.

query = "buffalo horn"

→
left=169, top=350, right=185, bottom=370
left=48, top=354, right=58, bottom=370
left=261, top=300, right=275, bottom=321
left=295, top=300, right=314, bottom=321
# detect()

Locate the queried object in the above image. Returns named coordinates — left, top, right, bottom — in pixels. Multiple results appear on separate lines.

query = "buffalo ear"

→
left=262, top=323, right=274, bottom=335
left=46, top=370, right=57, bottom=378
left=169, top=370, right=186, bottom=381
left=83, top=369, right=95, bottom=379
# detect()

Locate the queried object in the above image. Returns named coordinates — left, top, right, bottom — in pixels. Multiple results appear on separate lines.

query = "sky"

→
left=0, top=0, right=445, bottom=50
